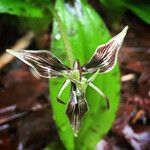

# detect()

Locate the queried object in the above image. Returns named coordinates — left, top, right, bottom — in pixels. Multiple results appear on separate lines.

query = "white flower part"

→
left=73, top=91, right=78, bottom=104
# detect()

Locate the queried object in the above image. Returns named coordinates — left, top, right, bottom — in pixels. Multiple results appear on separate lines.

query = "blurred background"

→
left=0, top=0, right=149, bottom=150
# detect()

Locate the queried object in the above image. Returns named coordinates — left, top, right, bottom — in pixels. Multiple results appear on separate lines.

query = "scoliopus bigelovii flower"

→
left=6, top=26, right=128, bottom=135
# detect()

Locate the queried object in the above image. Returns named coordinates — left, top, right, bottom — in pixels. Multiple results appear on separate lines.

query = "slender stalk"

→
left=50, top=6, right=74, bottom=67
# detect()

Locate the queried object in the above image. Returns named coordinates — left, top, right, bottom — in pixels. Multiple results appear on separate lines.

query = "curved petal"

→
left=6, top=50, right=70, bottom=78
left=82, top=26, right=128, bottom=74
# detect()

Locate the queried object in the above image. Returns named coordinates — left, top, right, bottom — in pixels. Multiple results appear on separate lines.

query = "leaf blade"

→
left=50, top=1, right=121, bottom=150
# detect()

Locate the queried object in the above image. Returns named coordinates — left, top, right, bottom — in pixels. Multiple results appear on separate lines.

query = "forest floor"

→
left=0, top=12, right=149, bottom=150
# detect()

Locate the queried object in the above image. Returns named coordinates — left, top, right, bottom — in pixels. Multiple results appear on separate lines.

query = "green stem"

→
left=50, top=6, right=74, bottom=67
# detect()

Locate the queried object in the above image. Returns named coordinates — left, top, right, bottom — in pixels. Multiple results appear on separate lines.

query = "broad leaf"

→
left=50, top=0, right=121, bottom=150
left=0, top=0, right=50, bottom=17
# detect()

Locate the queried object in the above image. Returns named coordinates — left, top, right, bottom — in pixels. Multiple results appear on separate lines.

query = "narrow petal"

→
left=82, top=26, right=128, bottom=74
left=66, top=83, right=88, bottom=135
left=6, top=49, right=70, bottom=78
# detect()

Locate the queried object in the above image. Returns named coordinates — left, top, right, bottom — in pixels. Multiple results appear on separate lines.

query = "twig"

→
left=121, top=73, right=136, bottom=82
left=0, top=31, right=34, bottom=69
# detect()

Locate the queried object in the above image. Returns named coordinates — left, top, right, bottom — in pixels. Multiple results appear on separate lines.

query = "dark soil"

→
left=0, top=12, right=149, bottom=150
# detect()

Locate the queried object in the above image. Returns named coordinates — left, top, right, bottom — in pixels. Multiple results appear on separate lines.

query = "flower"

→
left=6, top=26, right=128, bottom=134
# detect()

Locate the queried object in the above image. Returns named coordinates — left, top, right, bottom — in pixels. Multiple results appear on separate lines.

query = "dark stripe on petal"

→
left=66, top=83, right=88, bottom=134
left=81, top=26, right=128, bottom=74
left=6, top=50, right=70, bottom=78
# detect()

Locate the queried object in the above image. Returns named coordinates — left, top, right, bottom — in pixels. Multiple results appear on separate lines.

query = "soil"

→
left=0, top=11, right=149, bottom=150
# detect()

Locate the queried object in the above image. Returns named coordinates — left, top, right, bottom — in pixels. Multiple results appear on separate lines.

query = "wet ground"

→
left=0, top=12, right=149, bottom=150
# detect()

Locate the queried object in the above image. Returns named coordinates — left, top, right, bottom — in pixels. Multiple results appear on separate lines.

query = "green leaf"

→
left=50, top=0, right=120, bottom=150
left=74, top=2, right=120, bottom=150
left=44, top=142, right=65, bottom=150
left=0, top=0, right=50, bottom=17
left=122, top=1, right=150, bottom=24
left=100, top=0, right=124, bottom=11
left=99, top=0, right=125, bottom=29
left=99, top=0, right=150, bottom=24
